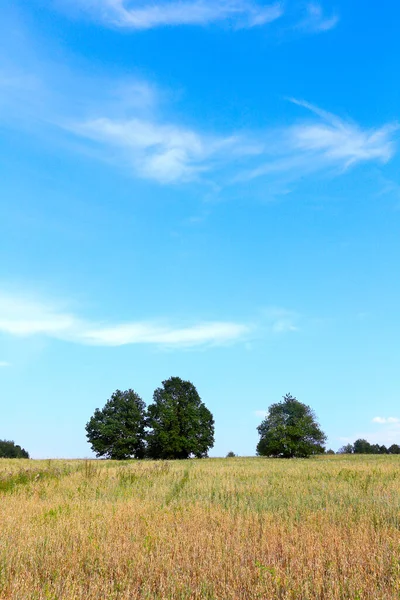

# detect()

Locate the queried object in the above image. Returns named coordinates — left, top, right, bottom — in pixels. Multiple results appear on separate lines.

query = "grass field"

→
left=1, top=455, right=400, bottom=599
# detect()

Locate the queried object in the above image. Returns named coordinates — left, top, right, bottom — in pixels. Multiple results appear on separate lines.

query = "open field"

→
left=1, top=456, right=400, bottom=599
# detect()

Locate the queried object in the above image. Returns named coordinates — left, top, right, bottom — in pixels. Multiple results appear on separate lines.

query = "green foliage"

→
left=353, top=439, right=373, bottom=454
left=86, top=389, right=146, bottom=460
left=338, top=440, right=399, bottom=455
left=337, top=443, right=354, bottom=454
left=352, top=439, right=392, bottom=454
left=256, top=393, right=326, bottom=458
left=0, top=440, right=29, bottom=459
left=146, top=377, right=214, bottom=459
left=326, top=449, right=335, bottom=455
left=226, top=451, right=237, bottom=458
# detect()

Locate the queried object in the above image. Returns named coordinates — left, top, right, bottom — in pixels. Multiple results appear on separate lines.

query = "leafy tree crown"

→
left=86, top=389, right=146, bottom=460
left=256, top=393, right=326, bottom=458
left=146, top=376, right=214, bottom=459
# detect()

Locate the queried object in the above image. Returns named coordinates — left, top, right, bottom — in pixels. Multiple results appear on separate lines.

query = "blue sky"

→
left=1, top=0, right=399, bottom=457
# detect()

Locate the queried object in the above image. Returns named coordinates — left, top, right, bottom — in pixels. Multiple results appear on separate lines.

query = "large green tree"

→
left=353, top=439, right=373, bottom=454
left=146, top=377, right=214, bottom=459
left=257, top=393, right=326, bottom=458
left=86, top=389, right=146, bottom=460
left=0, top=440, right=29, bottom=458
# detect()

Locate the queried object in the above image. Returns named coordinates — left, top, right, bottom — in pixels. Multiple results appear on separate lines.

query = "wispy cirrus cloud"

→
left=289, top=99, right=396, bottom=167
left=69, top=117, right=242, bottom=183
left=0, top=290, right=301, bottom=349
left=243, top=99, right=398, bottom=183
left=2, top=5, right=393, bottom=189
left=0, top=291, right=249, bottom=348
left=296, top=3, right=338, bottom=33
left=0, top=13, right=395, bottom=189
left=57, top=0, right=339, bottom=34
left=2, top=64, right=396, bottom=186
left=68, top=98, right=398, bottom=185
left=61, top=0, right=284, bottom=30
left=0, top=361, right=11, bottom=368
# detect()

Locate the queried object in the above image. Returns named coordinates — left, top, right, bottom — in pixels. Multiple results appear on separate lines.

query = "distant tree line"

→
left=87, top=386, right=400, bottom=460
left=4, top=388, right=398, bottom=461
left=255, top=395, right=400, bottom=458
left=0, top=440, right=29, bottom=459
left=86, top=376, right=215, bottom=460
left=337, top=439, right=400, bottom=455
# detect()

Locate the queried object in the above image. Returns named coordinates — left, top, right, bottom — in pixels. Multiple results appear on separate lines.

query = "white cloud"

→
left=289, top=100, right=396, bottom=166
left=58, top=0, right=341, bottom=34
left=81, top=321, right=249, bottom=346
left=372, top=417, right=386, bottom=424
left=0, top=14, right=392, bottom=189
left=0, top=361, right=11, bottom=368
left=372, top=417, right=400, bottom=424
left=70, top=117, right=241, bottom=183
left=1, top=29, right=395, bottom=190
left=68, top=103, right=272, bottom=182
left=0, top=290, right=301, bottom=349
left=0, top=294, right=78, bottom=337
left=65, top=0, right=284, bottom=30
left=245, top=100, right=398, bottom=182
left=296, top=3, right=338, bottom=33
left=0, top=291, right=249, bottom=348
left=67, top=95, right=398, bottom=186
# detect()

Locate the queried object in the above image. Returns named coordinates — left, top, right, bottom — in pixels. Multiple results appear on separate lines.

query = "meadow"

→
left=1, top=455, right=400, bottom=599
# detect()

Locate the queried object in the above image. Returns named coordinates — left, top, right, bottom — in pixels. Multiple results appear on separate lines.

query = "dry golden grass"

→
left=1, top=455, right=400, bottom=599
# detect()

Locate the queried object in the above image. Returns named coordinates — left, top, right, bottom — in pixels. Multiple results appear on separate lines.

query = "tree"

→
left=86, top=389, right=146, bottom=460
left=326, top=449, right=335, bottom=455
left=340, top=440, right=398, bottom=455
left=146, top=377, right=214, bottom=459
left=353, top=439, right=373, bottom=454
left=0, top=440, right=29, bottom=458
left=337, top=443, right=354, bottom=454
left=226, top=451, right=237, bottom=458
left=256, top=393, right=326, bottom=458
